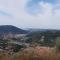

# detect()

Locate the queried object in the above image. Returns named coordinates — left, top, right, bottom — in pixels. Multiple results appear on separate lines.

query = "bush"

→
left=55, top=37, right=60, bottom=52
left=13, top=44, right=24, bottom=52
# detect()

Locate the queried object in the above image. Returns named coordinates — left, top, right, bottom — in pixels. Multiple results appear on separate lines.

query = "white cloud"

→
left=0, top=0, right=60, bottom=29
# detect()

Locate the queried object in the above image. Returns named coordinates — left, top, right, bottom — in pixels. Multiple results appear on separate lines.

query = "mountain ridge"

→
left=0, top=25, right=28, bottom=34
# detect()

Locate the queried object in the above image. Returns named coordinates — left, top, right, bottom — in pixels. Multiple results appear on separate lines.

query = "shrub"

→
left=13, top=44, right=24, bottom=52
left=55, top=37, right=60, bottom=52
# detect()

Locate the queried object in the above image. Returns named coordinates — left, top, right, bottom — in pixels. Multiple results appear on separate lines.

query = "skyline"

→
left=0, top=0, right=60, bottom=29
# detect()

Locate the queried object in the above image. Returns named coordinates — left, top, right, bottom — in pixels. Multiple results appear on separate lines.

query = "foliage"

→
left=13, top=46, right=60, bottom=60
left=13, top=44, right=24, bottom=52
left=56, top=37, right=60, bottom=52
left=1, top=46, right=60, bottom=60
left=0, top=39, right=8, bottom=49
left=26, top=31, right=58, bottom=47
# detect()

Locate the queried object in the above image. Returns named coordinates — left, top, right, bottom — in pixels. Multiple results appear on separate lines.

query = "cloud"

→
left=26, top=0, right=60, bottom=15
left=0, top=0, right=60, bottom=29
left=0, top=10, right=12, bottom=16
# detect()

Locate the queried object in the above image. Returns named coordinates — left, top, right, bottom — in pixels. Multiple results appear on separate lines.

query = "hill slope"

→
left=0, top=25, right=27, bottom=34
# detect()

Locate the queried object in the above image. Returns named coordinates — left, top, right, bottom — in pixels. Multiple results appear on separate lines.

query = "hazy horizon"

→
left=0, top=0, right=60, bottom=29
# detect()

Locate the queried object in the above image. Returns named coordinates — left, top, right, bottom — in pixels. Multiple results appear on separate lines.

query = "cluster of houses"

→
left=0, top=32, right=28, bottom=54
left=0, top=32, right=27, bottom=40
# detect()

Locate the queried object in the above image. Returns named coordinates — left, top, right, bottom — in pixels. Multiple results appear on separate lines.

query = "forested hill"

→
left=0, top=25, right=28, bottom=34
left=27, top=29, right=60, bottom=38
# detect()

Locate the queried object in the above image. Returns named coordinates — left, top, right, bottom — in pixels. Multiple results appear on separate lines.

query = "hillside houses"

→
left=0, top=33, right=27, bottom=40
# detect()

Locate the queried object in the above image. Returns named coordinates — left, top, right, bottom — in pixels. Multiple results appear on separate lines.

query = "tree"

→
left=55, top=37, right=60, bottom=52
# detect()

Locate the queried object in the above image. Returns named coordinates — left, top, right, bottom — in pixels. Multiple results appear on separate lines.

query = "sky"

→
left=0, top=0, right=60, bottom=29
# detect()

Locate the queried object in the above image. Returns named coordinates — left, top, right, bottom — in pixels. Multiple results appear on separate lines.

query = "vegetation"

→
left=26, top=31, right=58, bottom=47
left=0, top=39, right=8, bottom=49
left=0, top=45, right=60, bottom=60
left=0, top=28, right=60, bottom=60
left=56, top=37, right=60, bottom=52
left=0, top=25, right=28, bottom=34
left=13, top=44, right=24, bottom=52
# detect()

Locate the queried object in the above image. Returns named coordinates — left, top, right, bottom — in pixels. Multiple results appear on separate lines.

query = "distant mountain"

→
left=0, top=25, right=28, bottom=34
left=27, top=28, right=60, bottom=32
left=26, top=28, right=47, bottom=32
left=27, top=28, right=60, bottom=37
